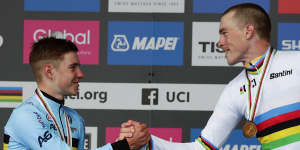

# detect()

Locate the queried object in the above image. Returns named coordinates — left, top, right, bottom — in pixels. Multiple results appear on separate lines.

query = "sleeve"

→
left=4, top=107, right=73, bottom=150
left=139, top=83, right=244, bottom=150
left=200, top=83, right=244, bottom=148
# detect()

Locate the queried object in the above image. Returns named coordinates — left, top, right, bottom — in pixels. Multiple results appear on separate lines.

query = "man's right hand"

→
left=119, top=120, right=151, bottom=150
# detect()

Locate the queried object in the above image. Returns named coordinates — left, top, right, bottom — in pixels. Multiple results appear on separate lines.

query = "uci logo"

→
left=0, top=35, right=3, bottom=47
left=111, top=35, right=130, bottom=52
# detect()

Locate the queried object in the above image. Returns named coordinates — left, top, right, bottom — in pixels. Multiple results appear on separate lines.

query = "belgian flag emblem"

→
left=0, top=87, right=22, bottom=102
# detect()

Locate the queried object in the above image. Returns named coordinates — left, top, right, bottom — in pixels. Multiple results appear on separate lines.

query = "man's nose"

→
left=77, top=69, right=84, bottom=79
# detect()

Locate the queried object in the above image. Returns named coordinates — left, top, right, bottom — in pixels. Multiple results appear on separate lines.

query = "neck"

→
left=242, top=40, right=270, bottom=65
left=38, top=83, right=64, bottom=100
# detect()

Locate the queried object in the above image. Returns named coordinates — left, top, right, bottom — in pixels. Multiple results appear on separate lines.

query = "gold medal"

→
left=242, top=121, right=257, bottom=138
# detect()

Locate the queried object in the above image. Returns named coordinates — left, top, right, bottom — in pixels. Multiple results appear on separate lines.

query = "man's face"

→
left=217, top=11, right=248, bottom=65
left=53, top=51, right=84, bottom=96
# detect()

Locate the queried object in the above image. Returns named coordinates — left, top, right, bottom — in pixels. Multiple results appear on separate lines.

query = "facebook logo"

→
left=142, top=88, right=159, bottom=105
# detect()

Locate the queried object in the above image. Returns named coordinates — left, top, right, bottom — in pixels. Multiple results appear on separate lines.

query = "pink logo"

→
left=105, top=127, right=182, bottom=144
left=23, top=20, right=100, bottom=65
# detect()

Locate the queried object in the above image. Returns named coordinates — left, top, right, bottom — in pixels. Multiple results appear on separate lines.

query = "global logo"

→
left=23, top=20, right=99, bottom=65
left=0, top=35, right=3, bottom=47
left=111, top=34, right=179, bottom=52
left=33, top=29, right=91, bottom=45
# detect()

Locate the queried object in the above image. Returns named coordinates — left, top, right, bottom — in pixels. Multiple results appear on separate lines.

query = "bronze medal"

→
left=242, top=121, right=257, bottom=138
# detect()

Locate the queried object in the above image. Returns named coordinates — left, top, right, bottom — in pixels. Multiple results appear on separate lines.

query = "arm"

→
left=5, top=106, right=131, bottom=150
left=4, top=107, right=73, bottom=150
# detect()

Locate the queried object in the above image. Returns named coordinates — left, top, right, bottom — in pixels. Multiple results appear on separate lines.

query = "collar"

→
left=244, top=47, right=270, bottom=75
left=40, top=90, right=65, bottom=105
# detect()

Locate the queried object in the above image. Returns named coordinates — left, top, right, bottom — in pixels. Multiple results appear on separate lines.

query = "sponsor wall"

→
left=0, top=0, right=298, bottom=149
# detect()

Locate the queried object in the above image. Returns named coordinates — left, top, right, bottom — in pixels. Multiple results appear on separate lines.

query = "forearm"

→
left=140, top=135, right=206, bottom=150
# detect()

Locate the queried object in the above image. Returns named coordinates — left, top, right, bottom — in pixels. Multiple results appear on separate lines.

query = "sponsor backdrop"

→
left=0, top=0, right=297, bottom=149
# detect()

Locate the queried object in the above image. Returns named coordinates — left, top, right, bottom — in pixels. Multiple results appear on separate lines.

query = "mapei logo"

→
left=108, top=21, right=184, bottom=66
left=0, top=35, right=3, bottom=47
left=23, top=20, right=99, bottom=65
left=142, top=88, right=159, bottom=105
left=111, top=34, right=179, bottom=52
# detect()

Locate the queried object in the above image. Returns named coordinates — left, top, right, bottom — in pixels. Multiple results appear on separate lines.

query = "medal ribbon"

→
left=35, top=89, right=72, bottom=147
left=245, top=48, right=273, bottom=121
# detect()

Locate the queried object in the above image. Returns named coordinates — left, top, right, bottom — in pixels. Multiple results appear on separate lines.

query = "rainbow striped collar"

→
left=244, top=47, right=270, bottom=75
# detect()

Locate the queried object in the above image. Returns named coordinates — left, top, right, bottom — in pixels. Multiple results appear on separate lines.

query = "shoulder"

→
left=224, top=69, right=245, bottom=92
left=5, top=100, right=42, bottom=135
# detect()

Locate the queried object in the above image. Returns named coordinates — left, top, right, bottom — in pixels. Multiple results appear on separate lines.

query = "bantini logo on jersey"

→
left=108, top=21, right=184, bottom=66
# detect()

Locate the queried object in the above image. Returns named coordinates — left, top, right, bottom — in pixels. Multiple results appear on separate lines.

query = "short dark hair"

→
left=223, top=3, right=271, bottom=42
left=29, top=37, right=78, bottom=81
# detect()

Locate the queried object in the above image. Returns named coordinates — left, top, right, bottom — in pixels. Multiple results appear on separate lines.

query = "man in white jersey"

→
left=119, top=3, right=300, bottom=150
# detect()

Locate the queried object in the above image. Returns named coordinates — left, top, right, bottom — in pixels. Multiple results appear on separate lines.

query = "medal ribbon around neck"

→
left=35, top=89, right=72, bottom=147
left=245, top=48, right=273, bottom=122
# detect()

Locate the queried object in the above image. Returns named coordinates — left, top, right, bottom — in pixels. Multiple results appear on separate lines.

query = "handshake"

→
left=117, top=120, right=151, bottom=150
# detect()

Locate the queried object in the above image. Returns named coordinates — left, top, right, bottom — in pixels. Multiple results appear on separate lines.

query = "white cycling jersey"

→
left=145, top=48, right=300, bottom=150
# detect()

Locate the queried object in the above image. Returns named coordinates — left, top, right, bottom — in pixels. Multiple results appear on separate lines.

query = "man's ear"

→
left=244, top=24, right=255, bottom=40
left=42, top=64, right=55, bottom=80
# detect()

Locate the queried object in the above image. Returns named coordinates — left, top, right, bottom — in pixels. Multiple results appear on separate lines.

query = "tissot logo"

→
left=270, top=69, right=293, bottom=79
left=198, top=41, right=223, bottom=53
left=142, top=88, right=159, bottom=105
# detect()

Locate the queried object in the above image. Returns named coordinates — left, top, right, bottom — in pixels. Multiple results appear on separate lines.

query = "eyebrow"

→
left=70, top=63, right=81, bottom=67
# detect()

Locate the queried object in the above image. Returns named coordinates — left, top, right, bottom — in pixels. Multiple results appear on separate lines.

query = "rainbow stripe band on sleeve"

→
left=146, top=137, right=153, bottom=150
left=196, top=136, right=217, bottom=150
left=254, top=102, right=300, bottom=149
